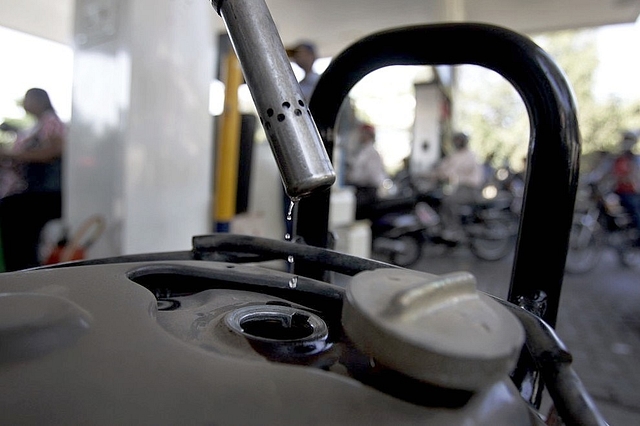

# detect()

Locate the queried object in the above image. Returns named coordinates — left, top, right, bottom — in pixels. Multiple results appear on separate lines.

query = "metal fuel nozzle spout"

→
left=211, top=0, right=336, bottom=200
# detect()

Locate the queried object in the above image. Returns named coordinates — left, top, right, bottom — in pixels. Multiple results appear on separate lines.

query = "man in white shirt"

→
left=288, top=42, right=320, bottom=102
left=282, top=41, right=321, bottom=236
left=345, top=123, right=388, bottom=219
left=431, top=132, right=484, bottom=242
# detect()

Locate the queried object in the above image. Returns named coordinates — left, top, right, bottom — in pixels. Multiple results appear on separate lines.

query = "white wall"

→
left=237, top=138, right=285, bottom=241
left=67, top=0, right=215, bottom=257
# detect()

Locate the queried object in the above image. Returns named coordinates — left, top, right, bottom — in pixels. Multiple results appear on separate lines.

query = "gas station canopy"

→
left=1, top=0, right=639, bottom=56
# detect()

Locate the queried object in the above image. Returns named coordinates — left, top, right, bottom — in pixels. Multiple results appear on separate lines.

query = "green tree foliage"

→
left=535, top=29, right=627, bottom=156
left=454, top=66, right=529, bottom=170
left=455, top=26, right=640, bottom=172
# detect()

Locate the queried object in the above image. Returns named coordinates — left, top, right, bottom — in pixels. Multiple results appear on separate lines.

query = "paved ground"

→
left=400, top=244, right=640, bottom=426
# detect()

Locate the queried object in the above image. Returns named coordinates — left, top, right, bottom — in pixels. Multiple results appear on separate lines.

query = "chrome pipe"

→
left=211, top=0, right=335, bottom=199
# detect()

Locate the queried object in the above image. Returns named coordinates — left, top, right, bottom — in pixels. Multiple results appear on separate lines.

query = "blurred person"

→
left=0, top=88, right=65, bottom=271
left=482, top=152, right=497, bottom=185
left=610, top=131, right=640, bottom=245
left=287, top=41, right=320, bottom=101
left=429, top=132, right=484, bottom=242
left=392, top=155, right=413, bottom=195
left=281, top=41, right=320, bottom=237
left=345, top=123, right=388, bottom=219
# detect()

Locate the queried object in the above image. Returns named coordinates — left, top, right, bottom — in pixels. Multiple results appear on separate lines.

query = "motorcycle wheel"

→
left=389, top=234, right=423, bottom=267
left=564, top=221, right=602, bottom=274
left=619, top=248, right=640, bottom=268
left=617, top=231, right=640, bottom=269
left=468, top=221, right=513, bottom=261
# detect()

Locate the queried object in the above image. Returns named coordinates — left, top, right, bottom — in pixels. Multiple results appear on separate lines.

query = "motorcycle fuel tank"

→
left=0, top=258, right=542, bottom=425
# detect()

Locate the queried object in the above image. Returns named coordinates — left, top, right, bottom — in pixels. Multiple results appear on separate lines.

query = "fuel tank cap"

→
left=342, top=268, right=525, bottom=391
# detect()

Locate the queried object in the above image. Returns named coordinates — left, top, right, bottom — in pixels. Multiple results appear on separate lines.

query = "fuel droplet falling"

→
left=285, top=197, right=298, bottom=273
left=287, top=254, right=294, bottom=273
left=286, top=199, right=295, bottom=222
left=288, top=275, right=298, bottom=289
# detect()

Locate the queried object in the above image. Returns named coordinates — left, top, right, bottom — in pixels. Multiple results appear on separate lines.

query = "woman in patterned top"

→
left=0, top=88, right=66, bottom=271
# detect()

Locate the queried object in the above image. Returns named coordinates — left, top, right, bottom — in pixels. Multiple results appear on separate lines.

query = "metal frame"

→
left=295, top=23, right=581, bottom=329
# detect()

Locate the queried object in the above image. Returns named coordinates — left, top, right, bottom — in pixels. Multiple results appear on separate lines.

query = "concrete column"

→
left=412, top=82, right=444, bottom=176
left=68, top=0, right=216, bottom=257
left=444, top=0, right=466, bottom=22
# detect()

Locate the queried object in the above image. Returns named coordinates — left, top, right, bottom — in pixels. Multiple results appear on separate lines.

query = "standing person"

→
left=282, top=41, right=321, bottom=238
left=288, top=41, right=320, bottom=102
left=610, top=131, right=640, bottom=245
left=430, top=132, right=484, bottom=242
left=482, top=152, right=496, bottom=185
left=0, top=88, right=65, bottom=271
left=345, top=123, right=388, bottom=219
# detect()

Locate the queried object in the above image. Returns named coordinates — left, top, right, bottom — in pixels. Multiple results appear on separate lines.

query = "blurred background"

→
left=0, top=0, right=639, bottom=261
left=2, top=3, right=640, bottom=424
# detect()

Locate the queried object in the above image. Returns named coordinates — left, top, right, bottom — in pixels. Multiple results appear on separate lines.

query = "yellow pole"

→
left=214, top=51, right=243, bottom=232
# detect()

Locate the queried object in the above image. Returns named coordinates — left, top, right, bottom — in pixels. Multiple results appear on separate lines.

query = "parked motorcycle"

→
left=371, top=182, right=517, bottom=267
left=369, top=197, right=429, bottom=267
left=565, top=181, right=640, bottom=274
left=420, top=187, right=518, bottom=261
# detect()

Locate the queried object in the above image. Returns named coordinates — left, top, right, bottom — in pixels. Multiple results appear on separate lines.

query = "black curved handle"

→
left=295, top=23, right=581, bottom=328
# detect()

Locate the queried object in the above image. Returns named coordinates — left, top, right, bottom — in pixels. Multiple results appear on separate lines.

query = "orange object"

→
left=45, top=245, right=86, bottom=265
left=44, top=215, right=105, bottom=265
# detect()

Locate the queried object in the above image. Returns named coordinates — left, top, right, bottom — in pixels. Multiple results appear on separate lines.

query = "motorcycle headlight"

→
left=482, top=185, right=498, bottom=200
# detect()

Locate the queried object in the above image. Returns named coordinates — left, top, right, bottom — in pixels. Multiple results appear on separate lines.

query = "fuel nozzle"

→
left=211, top=0, right=336, bottom=199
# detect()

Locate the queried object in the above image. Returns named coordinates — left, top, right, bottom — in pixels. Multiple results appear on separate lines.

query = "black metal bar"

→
left=494, top=297, right=608, bottom=426
left=296, top=23, right=581, bottom=328
left=36, top=234, right=396, bottom=275
left=193, top=233, right=397, bottom=276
